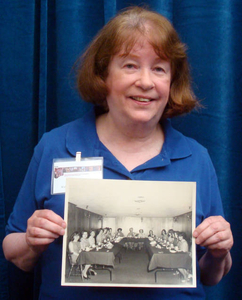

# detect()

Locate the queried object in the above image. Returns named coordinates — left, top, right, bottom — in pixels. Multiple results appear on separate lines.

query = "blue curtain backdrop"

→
left=0, top=0, right=241, bottom=299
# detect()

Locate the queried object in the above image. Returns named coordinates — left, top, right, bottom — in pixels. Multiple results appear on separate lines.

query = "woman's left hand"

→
left=193, top=216, right=233, bottom=259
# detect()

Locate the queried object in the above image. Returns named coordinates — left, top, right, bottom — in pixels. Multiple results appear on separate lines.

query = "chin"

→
left=128, top=114, right=161, bottom=125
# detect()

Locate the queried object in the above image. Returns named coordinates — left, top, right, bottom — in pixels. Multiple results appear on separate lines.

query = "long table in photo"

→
left=78, top=243, right=122, bottom=280
left=146, top=242, right=192, bottom=282
left=118, top=237, right=147, bottom=246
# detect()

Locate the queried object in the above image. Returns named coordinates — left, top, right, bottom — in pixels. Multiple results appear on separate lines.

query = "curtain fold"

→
left=171, top=1, right=242, bottom=298
left=0, top=0, right=241, bottom=299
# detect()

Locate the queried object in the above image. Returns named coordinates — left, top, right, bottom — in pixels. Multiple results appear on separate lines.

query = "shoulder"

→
left=38, top=117, right=87, bottom=150
left=163, top=119, right=210, bottom=162
left=37, top=121, right=75, bottom=150
left=34, top=109, right=96, bottom=161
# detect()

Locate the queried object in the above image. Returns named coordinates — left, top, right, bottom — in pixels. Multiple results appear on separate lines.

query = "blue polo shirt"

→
left=6, top=108, right=224, bottom=299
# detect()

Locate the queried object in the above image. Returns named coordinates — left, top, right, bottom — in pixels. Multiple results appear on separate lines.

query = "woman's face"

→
left=82, top=232, right=88, bottom=239
left=105, top=36, right=171, bottom=128
left=73, top=234, right=79, bottom=241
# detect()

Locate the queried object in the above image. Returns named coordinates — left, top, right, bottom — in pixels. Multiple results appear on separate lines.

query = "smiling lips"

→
left=130, top=96, right=153, bottom=102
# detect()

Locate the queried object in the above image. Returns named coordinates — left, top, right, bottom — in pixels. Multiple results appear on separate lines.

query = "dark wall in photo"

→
left=67, top=203, right=102, bottom=238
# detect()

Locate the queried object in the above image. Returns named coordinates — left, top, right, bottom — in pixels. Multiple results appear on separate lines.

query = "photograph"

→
left=61, top=178, right=196, bottom=288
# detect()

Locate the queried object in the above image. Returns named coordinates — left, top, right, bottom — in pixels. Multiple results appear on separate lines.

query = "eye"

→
left=154, top=66, right=165, bottom=73
left=124, top=63, right=136, bottom=69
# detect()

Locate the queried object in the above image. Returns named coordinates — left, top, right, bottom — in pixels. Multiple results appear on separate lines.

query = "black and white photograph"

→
left=61, top=178, right=196, bottom=288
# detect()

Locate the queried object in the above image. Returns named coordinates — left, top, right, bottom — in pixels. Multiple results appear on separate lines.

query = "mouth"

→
left=130, top=96, right=153, bottom=102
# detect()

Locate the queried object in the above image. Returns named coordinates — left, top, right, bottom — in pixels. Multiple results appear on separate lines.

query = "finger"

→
left=34, top=210, right=66, bottom=229
left=28, top=217, right=65, bottom=237
left=27, top=236, right=56, bottom=247
left=28, top=210, right=66, bottom=236
left=193, top=215, right=226, bottom=238
left=27, top=225, right=61, bottom=240
left=204, top=238, right=233, bottom=259
left=195, top=228, right=229, bottom=247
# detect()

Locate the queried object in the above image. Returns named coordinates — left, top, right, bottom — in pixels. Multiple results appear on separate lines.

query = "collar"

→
left=161, top=119, right=192, bottom=161
left=65, top=108, right=192, bottom=171
left=65, top=108, right=99, bottom=157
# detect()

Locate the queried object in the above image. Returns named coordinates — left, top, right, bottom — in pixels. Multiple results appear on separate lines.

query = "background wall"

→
left=0, top=1, right=241, bottom=299
left=104, top=212, right=192, bottom=238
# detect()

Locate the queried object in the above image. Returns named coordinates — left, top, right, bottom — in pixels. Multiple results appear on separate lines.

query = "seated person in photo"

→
left=126, top=227, right=136, bottom=250
left=102, top=227, right=109, bottom=242
left=103, top=237, right=114, bottom=249
left=177, top=232, right=192, bottom=282
left=137, top=229, right=146, bottom=250
left=160, top=229, right=167, bottom=243
left=80, top=231, right=91, bottom=250
left=127, top=227, right=136, bottom=238
left=148, top=229, right=156, bottom=240
left=96, top=228, right=104, bottom=245
left=167, top=229, right=175, bottom=247
left=80, top=231, right=92, bottom=279
left=173, top=231, right=180, bottom=247
left=106, top=228, right=114, bottom=241
left=137, top=229, right=146, bottom=238
left=178, top=232, right=189, bottom=252
left=68, top=232, right=82, bottom=264
left=114, top=228, right=124, bottom=242
left=88, top=230, right=96, bottom=248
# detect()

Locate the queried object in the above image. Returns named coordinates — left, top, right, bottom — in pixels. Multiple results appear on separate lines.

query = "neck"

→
left=96, top=113, right=165, bottom=171
left=97, top=113, right=163, bottom=147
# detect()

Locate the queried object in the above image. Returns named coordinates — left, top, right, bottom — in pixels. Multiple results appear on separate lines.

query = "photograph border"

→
left=61, top=178, right=196, bottom=288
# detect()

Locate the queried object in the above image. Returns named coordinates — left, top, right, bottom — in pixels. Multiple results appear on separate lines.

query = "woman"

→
left=177, top=232, right=191, bottom=282
left=106, top=228, right=114, bottom=241
left=80, top=231, right=90, bottom=250
left=137, top=229, right=146, bottom=250
left=79, top=231, right=93, bottom=279
left=126, top=227, right=136, bottom=250
left=173, top=231, right=179, bottom=247
left=3, top=7, right=233, bottom=299
left=161, top=229, right=167, bottom=243
left=148, top=230, right=155, bottom=239
left=138, top=229, right=145, bottom=238
left=96, top=228, right=104, bottom=245
left=178, top=232, right=189, bottom=253
left=68, top=232, right=81, bottom=264
left=167, top=229, right=175, bottom=245
left=88, top=230, right=96, bottom=248
left=114, top=228, right=124, bottom=242
left=102, top=227, right=109, bottom=242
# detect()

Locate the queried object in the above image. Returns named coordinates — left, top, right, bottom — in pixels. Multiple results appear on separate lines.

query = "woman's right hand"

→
left=26, top=209, right=66, bottom=254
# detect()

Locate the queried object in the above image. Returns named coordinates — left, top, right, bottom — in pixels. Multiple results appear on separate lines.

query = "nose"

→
left=135, top=68, right=154, bottom=90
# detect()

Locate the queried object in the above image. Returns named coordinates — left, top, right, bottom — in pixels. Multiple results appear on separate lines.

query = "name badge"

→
left=51, top=152, right=103, bottom=194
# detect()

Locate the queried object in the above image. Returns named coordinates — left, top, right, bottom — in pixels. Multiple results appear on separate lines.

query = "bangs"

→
left=111, top=25, right=168, bottom=61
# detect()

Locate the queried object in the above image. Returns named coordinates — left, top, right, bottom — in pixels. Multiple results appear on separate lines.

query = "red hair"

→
left=77, top=6, right=199, bottom=118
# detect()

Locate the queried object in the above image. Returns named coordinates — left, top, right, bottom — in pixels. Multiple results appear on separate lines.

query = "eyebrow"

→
left=118, top=53, right=139, bottom=59
left=118, top=53, right=166, bottom=63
